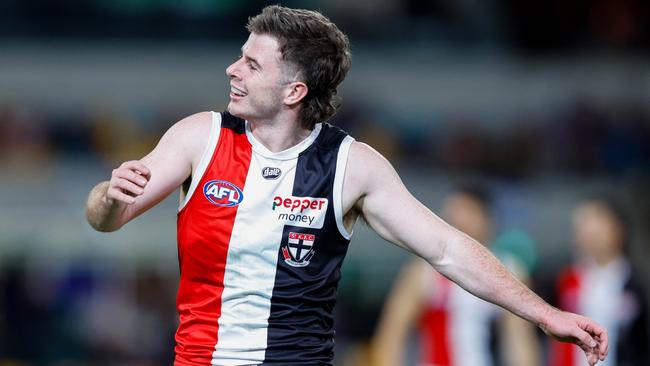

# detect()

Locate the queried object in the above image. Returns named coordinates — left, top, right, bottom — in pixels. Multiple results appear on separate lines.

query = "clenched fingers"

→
left=107, top=186, right=137, bottom=205
left=582, top=321, right=609, bottom=361
left=576, top=320, right=609, bottom=365
left=120, top=160, right=151, bottom=179
left=107, top=160, right=151, bottom=204
left=113, top=168, right=149, bottom=188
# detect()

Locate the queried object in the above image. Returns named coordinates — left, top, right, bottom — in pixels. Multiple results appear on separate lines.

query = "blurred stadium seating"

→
left=0, top=0, right=648, bottom=364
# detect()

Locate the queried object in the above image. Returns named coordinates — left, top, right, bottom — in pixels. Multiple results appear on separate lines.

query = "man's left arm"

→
left=343, top=141, right=608, bottom=366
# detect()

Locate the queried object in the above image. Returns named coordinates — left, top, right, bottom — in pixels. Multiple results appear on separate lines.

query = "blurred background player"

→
left=372, top=183, right=540, bottom=366
left=550, top=197, right=649, bottom=366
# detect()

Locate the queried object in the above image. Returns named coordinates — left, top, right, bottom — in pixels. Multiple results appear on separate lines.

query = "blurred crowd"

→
left=0, top=262, right=177, bottom=365
left=2, top=96, right=649, bottom=178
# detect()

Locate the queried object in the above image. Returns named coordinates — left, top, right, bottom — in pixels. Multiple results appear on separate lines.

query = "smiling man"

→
left=85, top=5, right=609, bottom=366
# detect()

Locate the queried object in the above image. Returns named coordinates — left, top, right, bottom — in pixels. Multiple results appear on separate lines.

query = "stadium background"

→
left=0, top=0, right=649, bottom=364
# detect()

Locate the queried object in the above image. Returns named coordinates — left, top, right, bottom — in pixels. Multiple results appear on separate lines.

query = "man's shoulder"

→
left=172, top=111, right=214, bottom=133
left=157, top=111, right=214, bottom=158
left=348, top=141, right=391, bottom=167
left=343, top=141, right=397, bottom=196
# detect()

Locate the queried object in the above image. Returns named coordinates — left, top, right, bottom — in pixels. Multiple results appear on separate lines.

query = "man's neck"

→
left=248, top=116, right=313, bottom=153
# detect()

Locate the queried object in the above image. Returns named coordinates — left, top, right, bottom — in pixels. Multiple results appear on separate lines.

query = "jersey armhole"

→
left=333, top=135, right=355, bottom=240
left=178, top=111, right=222, bottom=212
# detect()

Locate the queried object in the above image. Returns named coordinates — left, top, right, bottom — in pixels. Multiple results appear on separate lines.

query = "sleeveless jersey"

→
left=550, top=259, right=649, bottom=366
left=175, top=111, right=355, bottom=365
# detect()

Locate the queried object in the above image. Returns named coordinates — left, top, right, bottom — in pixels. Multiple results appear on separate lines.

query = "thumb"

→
left=575, top=327, right=597, bottom=350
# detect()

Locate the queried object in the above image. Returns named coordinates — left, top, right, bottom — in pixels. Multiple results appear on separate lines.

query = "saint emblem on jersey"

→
left=262, top=167, right=281, bottom=180
left=282, top=232, right=316, bottom=267
left=203, top=180, right=244, bottom=207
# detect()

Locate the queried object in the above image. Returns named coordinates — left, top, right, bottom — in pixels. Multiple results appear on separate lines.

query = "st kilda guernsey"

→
left=175, top=111, right=355, bottom=365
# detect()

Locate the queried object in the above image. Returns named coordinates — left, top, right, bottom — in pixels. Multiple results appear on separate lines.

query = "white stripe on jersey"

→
left=211, top=154, right=299, bottom=365
left=333, top=135, right=355, bottom=240
left=179, top=112, right=222, bottom=211
left=449, top=284, right=500, bottom=366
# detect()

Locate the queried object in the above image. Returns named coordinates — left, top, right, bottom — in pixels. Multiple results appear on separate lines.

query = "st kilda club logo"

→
left=282, top=232, right=316, bottom=267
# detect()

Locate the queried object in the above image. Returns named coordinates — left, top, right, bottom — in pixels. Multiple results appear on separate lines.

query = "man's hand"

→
left=86, top=111, right=211, bottom=232
left=540, top=309, right=609, bottom=365
left=107, top=160, right=151, bottom=205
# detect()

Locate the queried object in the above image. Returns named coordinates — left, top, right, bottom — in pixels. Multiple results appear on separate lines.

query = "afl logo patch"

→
left=262, top=167, right=281, bottom=180
left=203, top=180, right=244, bottom=207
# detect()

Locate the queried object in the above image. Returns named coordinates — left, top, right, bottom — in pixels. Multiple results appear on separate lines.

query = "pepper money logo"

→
left=272, top=195, right=328, bottom=229
left=203, top=180, right=244, bottom=207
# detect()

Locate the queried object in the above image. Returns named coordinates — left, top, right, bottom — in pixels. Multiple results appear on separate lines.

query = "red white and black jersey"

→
left=175, top=111, right=355, bottom=365
left=550, top=258, right=649, bottom=366
left=418, top=274, right=500, bottom=366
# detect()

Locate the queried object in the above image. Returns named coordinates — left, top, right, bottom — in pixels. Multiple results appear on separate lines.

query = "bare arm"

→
left=85, top=111, right=212, bottom=232
left=343, top=142, right=608, bottom=365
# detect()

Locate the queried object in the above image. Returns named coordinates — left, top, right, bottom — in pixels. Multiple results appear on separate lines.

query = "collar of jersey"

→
left=245, top=121, right=322, bottom=160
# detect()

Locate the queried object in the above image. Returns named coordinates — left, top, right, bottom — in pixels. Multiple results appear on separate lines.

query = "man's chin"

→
left=226, top=104, right=243, bottom=118
left=227, top=104, right=251, bottom=119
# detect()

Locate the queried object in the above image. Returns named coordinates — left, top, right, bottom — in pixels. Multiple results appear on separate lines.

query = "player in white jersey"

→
left=85, top=5, right=609, bottom=365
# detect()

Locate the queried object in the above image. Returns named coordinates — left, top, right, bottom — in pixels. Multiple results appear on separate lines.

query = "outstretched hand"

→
left=540, top=308, right=609, bottom=365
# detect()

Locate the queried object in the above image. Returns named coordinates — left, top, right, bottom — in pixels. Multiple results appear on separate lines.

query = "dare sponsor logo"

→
left=262, top=167, right=281, bottom=180
left=281, top=232, right=316, bottom=267
left=203, top=180, right=244, bottom=207
left=272, top=195, right=328, bottom=229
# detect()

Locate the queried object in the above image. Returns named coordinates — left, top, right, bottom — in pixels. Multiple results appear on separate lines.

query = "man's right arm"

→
left=85, top=111, right=213, bottom=232
left=343, top=142, right=608, bottom=365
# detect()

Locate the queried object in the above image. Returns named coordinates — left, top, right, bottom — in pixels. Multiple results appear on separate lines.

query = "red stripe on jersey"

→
left=549, top=267, right=582, bottom=366
left=175, top=127, right=252, bottom=365
left=419, top=276, right=453, bottom=366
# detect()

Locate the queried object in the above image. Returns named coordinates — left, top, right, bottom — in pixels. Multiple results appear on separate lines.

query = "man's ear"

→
left=284, top=81, right=308, bottom=106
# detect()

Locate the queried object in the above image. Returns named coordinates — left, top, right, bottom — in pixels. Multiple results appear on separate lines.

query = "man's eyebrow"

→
left=240, top=47, right=262, bottom=70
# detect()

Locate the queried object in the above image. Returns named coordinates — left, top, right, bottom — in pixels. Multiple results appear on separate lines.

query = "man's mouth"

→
left=230, top=86, right=247, bottom=97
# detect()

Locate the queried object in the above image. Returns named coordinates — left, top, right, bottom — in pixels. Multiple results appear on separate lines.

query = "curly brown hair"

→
left=247, top=5, right=352, bottom=129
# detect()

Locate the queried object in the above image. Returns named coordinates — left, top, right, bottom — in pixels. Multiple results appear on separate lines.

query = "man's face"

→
left=226, top=33, right=292, bottom=121
left=572, top=202, right=623, bottom=263
left=443, top=193, right=492, bottom=244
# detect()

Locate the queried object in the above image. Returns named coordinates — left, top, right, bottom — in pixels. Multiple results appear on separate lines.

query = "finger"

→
left=136, top=166, right=152, bottom=180
left=114, top=168, right=149, bottom=187
left=588, top=352, right=597, bottom=366
left=594, top=335, right=608, bottom=361
left=575, top=327, right=598, bottom=349
left=582, top=321, right=609, bottom=358
left=107, top=188, right=136, bottom=205
left=122, top=160, right=151, bottom=179
left=596, top=329, right=608, bottom=358
left=114, top=179, right=145, bottom=197
left=579, top=344, right=598, bottom=366
left=576, top=335, right=600, bottom=366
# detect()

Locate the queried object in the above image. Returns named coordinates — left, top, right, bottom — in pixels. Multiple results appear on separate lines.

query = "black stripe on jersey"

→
left=221, top=111, right=246, bottom=134
left=263, top=124, right=351, bottom=365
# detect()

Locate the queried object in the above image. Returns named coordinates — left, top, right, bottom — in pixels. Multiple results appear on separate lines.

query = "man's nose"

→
left=226, top=60, right=241, bottom=79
